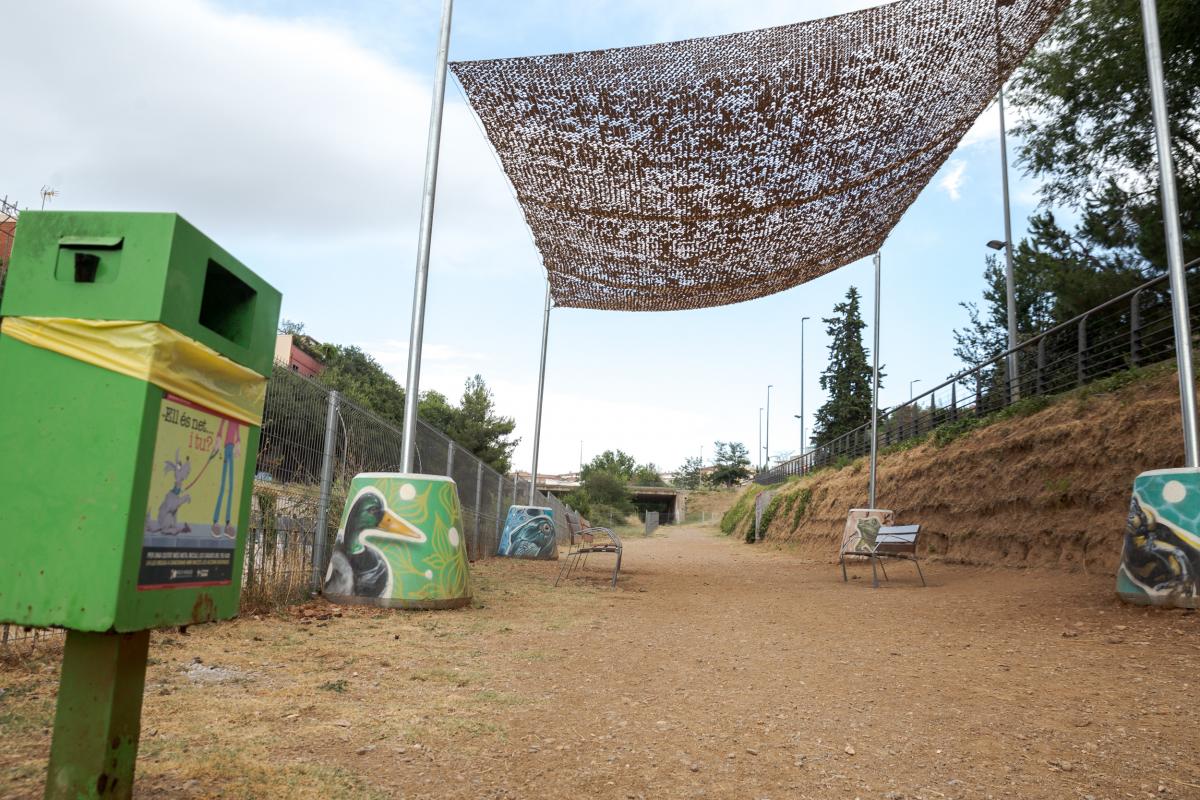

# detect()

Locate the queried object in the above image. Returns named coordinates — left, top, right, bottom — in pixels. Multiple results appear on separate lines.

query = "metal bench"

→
left=554, top=513, right=623, bottom=588
left=840, top=523, right=926, bottom=588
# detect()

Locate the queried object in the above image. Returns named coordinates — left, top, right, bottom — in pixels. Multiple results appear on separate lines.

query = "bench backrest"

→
left=873, top=524, right=920, bottom=554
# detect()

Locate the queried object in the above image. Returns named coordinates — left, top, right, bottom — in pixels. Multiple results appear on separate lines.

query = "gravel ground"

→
left=3, top=524, right=1199, bottom=799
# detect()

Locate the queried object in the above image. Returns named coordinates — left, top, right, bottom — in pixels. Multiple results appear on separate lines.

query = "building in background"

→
left=274, top=333, right=325, bottom=378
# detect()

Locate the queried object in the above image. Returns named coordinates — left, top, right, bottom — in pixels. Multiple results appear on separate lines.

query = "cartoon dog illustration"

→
left=145, top=449, right=192, bottom=535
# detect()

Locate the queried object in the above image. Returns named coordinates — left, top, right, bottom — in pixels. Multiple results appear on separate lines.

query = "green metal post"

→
left=45, top=630, right=151, bottom=800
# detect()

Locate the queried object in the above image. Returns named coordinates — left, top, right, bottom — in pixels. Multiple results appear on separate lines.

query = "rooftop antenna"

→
left=40, top=186, right=59, bottom=210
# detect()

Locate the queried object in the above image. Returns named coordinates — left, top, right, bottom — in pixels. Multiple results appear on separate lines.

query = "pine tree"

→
left=445, top=375, right=519, bottom=474
left=709, top=442, right=750, bottom=486
left=811, top=287, right=882, bottom=446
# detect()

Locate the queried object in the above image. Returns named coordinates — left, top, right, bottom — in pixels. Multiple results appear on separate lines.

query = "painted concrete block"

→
left=1117, top=468, right=1200, bottom=608
left=498, top=505, right=558, bottom=560
left=324, top=473, right=471, bottom=609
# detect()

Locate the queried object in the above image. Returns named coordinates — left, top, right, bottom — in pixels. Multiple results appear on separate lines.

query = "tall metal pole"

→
left=1141, top=0, right=1199, bottom=466
left=800, top=316, right=809, bottom=455
left=528, top=282, right=552, bottom=504
left=765, top=385, right=773, bottom=468
left=869, top=252, right=882, bottom=508
left=400, top=0, right=454, bottom=474
left=312, top=389, right=339, bottom=590
left=758, top=408, right=763, bottom=471
left=998, top=86, right=1021, bottom=400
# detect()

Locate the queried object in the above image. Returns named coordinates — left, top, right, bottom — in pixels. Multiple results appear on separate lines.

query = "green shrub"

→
left=720, top=484, right=768, bottom=535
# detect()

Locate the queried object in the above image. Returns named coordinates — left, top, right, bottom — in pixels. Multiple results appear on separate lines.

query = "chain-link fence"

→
left=244, top=363, right=581, bottom=609
left=757, top=259, right=1200, bottom=485
left=2, top=364, right=580, bottom=645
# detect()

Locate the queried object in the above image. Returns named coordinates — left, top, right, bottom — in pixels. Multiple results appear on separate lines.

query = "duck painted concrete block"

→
left=1118, top=468, right=1200, bottom=608
left=324, top=473, right=471, bottom=609
left=498, top=505, right=558, bottom=560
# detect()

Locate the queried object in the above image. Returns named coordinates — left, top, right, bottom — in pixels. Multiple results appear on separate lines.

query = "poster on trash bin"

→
left=138, top=393, right=247, bottom=589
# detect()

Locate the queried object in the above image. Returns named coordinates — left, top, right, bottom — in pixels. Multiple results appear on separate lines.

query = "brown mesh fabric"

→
left=451, top=0, right=1067, bottom=312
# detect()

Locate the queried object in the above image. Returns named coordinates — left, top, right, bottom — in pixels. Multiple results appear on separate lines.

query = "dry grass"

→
left=4, top=529, right=1200, bottom=799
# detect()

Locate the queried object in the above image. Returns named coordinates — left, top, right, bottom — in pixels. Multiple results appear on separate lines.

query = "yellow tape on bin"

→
left=2, top=316, right=267, bottom=426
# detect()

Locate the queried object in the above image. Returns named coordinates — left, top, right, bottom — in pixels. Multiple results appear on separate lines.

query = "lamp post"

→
left=869, top=252, right=882, bottom=509
left=757, top=407, right=763, bottom=471
left=909, top=379, right=921, bottom=401
left=800, top=316, right=810, bottom=455
left=765, top=385, right=773, bottom=469
left=993, top=0, right=1021, bottom=402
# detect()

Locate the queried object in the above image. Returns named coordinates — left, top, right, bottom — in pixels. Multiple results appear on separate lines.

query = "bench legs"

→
left=843, top=554, right=923, bottom=588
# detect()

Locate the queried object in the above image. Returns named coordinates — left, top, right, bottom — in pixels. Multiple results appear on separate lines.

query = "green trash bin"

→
left=0, top=211, right=281, bottom=799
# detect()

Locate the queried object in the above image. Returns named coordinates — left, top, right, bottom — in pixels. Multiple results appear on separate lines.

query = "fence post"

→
left=974, top=369, right=983, bottom=416
left=446, top=440, right=455, bottom=478
left=1037, top=337, right=1046, bottom=395
left=1131, top=288, right=1142, bottom=367
left=473, top=461, right=483, bottom=560
left=311, top=389, right=340, bottom=592
left=496, top=477, right=504, bottom=546
left=1077, top=314, right=1088, bottom=387
left=950, top=381, right=958, bottom=421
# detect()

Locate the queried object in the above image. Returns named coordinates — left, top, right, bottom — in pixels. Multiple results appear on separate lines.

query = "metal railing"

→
left=755, top=258, right=1200, bottom=485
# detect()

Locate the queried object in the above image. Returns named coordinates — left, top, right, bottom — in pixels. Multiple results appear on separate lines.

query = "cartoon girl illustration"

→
left=211, top=418, right=241, bottom=538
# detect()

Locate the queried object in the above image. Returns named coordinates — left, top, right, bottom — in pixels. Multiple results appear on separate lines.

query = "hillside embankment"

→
left=726, top=365, right=1193, bottom=572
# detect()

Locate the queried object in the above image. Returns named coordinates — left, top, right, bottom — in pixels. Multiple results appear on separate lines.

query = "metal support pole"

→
left=765, top=385, right=772, bottom=469
left=1141, top=0, right=1199, bottom=465
left=312, top=389, right=339, bottom=590
left=1131, top=289, right=1143, bottom=367
left=446, top=439, right=455, bottom=478
left=800, top=316, right=808, bottom=455
left=399, top=0, right=454, bottom=474
left=758, top=408, right=763, bottom=471
left=869, top=252, right=882, bottom=508
left=473, top=461, right=483, bottom=560
left=45, top=630, right=151, bottom=800
left=998, top=86, right=1021, bottom=401
left=951, top=381, right=958, bottom=421
left=1077, top=315, right=1087, bottom=387
left=529, top=281, right=552, bottom=504
left=1037, top=337, right=1047, bottom=394
left=496, top=477, right=504, bottom=541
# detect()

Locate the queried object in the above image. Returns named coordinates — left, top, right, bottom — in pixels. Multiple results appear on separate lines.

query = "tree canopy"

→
left=709, top=441, right=751, bottom=486
left=811, top=287, right=881, bottom=446
left=958, top=0, right=1198, bottom=380
left=1010, top=0, right=1199, bottom=270
left=277, top=323, right=518, bottom=474
left=672, top=455, right=704, bottom=489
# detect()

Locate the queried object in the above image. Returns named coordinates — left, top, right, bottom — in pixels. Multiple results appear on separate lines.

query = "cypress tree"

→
left=811, top=287, right=882, bottom=446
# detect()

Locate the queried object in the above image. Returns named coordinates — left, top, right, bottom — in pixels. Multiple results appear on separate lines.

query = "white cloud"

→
left=938, top=160, right=968, bottom=201
left=6, top=0, right=529, bottom=271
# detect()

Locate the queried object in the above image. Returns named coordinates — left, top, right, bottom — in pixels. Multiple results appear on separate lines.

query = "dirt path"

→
left=4, top=525, right=1200, bottom=799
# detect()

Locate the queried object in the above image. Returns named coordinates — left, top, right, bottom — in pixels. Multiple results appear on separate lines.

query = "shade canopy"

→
left=450, top=0, right=1067, bottom=311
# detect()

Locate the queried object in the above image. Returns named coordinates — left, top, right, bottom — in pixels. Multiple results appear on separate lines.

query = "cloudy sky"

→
left=7, top=0, right=1049, bottom=475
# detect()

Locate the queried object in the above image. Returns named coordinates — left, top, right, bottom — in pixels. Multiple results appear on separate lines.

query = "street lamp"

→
left=995, top=60, right=1021, bottom=400
left=765, top=384, right=773, bottom=468
left=909, top=379, right=921, bottom=400
left=758, top=407, right=763, bottom=471
left=800, top=316, right=810, bottom=455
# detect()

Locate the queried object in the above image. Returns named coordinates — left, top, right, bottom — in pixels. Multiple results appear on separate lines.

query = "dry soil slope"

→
left=740, top=367, right=1191, bottom=572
